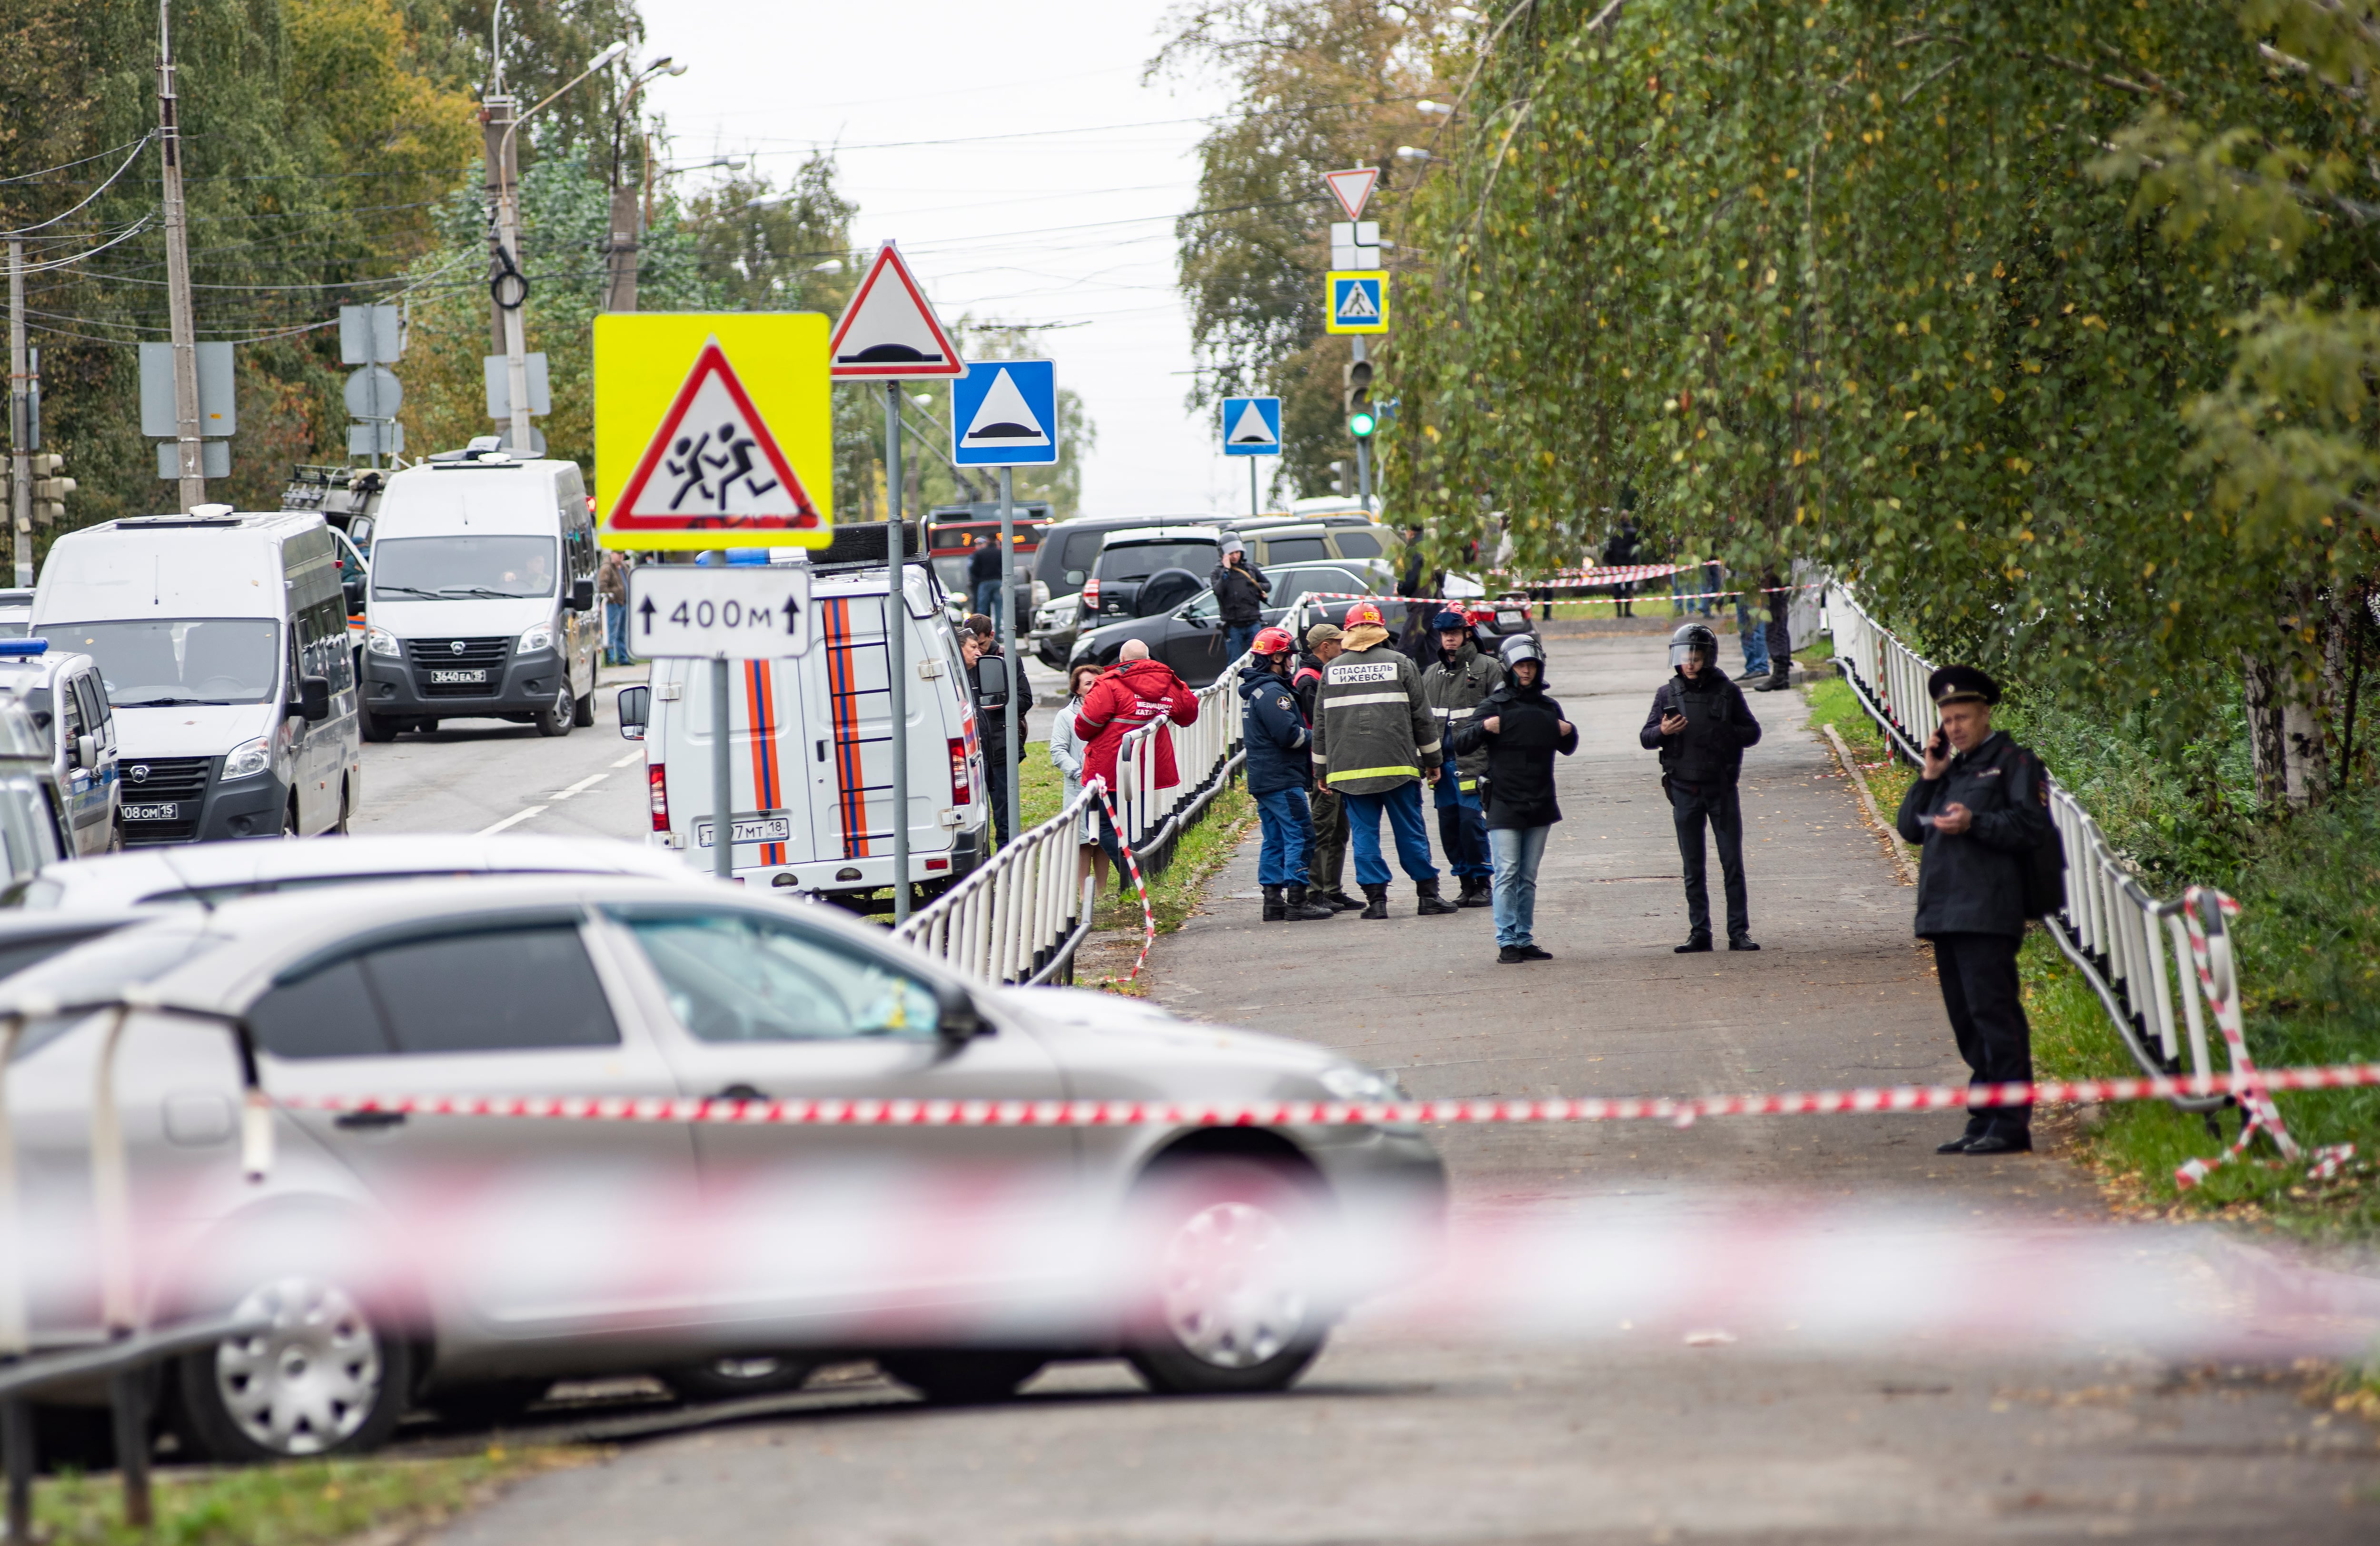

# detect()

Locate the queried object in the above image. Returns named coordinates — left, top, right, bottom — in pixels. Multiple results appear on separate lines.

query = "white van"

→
left=32, top=509, right=360, bottom=843
left=359, top=441, right=602, bottom=739
left=618, top=537, right=990, bottom=903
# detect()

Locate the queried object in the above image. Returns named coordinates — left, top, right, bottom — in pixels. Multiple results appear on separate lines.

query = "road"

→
left=401, top=632, right=2380, bottom=1544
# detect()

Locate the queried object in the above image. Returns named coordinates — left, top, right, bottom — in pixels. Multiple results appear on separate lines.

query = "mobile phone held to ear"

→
left=1928, top=728, right=1949, bottom=759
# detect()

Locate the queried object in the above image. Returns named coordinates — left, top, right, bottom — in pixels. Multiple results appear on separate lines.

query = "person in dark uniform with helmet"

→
left=1639, top=622, right=1763, bottom=952
left=1894, top=666, right=2058, bottom=1156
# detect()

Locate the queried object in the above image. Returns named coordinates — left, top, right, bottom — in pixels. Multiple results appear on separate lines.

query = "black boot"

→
left=1323, top=887, right=1362, bottom=911
left=1457, top=875, right=1493, bottom=908
left=1415, top=878, right=1459, bottom=916
left=1284, top=884, right=1335, bottom=921
left=1261, top=885, right=1286, bottom=922
left=1359, top=883, right=1389, bottom=919
left=1754, top=666, right=1791, bottom=692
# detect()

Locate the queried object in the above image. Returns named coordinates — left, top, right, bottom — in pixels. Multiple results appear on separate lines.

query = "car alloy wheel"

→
left=189, top=1277, right=398, bottom=1459
left=1126, top=1158, right=1327, bottom=1395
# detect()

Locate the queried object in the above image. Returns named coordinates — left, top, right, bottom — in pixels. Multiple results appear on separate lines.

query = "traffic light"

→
left=28, top=453, right=72, bottom=529
left=1343, top=357, right=1375, bottom=438
left=1329, top=460, right=1347, bottom=496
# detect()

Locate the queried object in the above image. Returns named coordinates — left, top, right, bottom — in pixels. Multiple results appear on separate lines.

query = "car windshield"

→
left=1100, top=542, right=1216, bottom=582
left=372, top=536, right=557, bottom=600
left=38, top=619, right=281, bottom=708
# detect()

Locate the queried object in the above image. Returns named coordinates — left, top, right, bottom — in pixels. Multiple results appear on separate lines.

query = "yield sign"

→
left=1323, top=167, right=1379, bottom=221
left=608, top=337, right=823, bottom=541
left=827, top=242, right=965, bottom=379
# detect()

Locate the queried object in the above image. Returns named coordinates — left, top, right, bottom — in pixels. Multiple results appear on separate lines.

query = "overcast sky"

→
left=639, top=0, right=1262, bottom=519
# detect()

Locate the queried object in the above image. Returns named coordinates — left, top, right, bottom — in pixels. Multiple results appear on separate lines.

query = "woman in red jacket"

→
left=1072, top=640, right=1199, bottom=878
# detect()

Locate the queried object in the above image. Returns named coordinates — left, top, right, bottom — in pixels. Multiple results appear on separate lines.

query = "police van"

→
left=618, top=527, right=989, bottom=905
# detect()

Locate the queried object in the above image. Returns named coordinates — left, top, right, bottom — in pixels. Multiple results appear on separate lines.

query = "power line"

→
left=0, top=137, right=154, bottom=187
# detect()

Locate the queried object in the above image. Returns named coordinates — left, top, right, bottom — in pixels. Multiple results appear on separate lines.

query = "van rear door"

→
left=800, top=591, right=958, bottom=869
left=676, top=656, right=813, bottom=872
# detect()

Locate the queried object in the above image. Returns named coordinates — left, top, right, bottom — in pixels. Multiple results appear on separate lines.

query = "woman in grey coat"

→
left=1049, top=661, right=1110, bottom=890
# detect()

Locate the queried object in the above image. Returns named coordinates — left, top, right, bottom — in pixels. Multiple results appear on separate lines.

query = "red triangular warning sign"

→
left=1324, top=167, right=1379, bottom=221
left=607, top=338, right=823, bottom=536
left=827, top=242, right=965, bottom=379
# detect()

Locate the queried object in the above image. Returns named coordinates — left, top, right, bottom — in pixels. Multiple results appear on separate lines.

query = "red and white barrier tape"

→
left=1086, top=777, right=1156, bottom=987
left=273, top=1060, right=2380, bottom=1131
left=2172, top=888, right=2354, bottom=1188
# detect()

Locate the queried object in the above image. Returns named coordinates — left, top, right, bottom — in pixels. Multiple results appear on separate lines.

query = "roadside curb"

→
left=1820, top=721, right=1918, bottom=888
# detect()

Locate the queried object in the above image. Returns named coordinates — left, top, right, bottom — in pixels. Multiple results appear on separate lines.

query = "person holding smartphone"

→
left=1894, top=665, right=2057, bottom=1156
left=1640, top=622, right=1765, bottom=952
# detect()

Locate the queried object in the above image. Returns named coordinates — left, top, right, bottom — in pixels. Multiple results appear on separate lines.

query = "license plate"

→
left=428, top=668, right=487, bottom=685
left=123, top=802, right=181, bottom=822
left=694, top=815, right=794, bottom=848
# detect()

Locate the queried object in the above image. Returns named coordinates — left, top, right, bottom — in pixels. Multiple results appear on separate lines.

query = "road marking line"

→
left=548, top=773, right=608, bottom=800
left=479, top=805, right=548, bottom=836
left=612, top=751, right=643, bottom=768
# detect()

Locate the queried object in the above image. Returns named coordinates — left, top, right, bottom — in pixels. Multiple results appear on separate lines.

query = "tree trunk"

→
left=2245, top=587, right=2355, bottom=812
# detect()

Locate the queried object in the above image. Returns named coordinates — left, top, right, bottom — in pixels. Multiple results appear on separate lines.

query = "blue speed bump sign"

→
left=1221, top=397, right=1282, bottom=457
left=951, top=358, right=1058, bottom=466
left=1325, top=270, right=1389, bottom=334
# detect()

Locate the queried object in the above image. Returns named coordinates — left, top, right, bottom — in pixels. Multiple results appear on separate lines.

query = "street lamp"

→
left=1416, top=99, right=1453, bottom=117
left=1396, top=146, right=1432, bottom=163
left=486, top=37, right=631, bottom=449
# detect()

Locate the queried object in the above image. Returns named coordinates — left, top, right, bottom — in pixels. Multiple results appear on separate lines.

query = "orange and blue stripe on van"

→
left=819, top=597, right=871, bottom=858
left=741, top=660, right=786, bottom=867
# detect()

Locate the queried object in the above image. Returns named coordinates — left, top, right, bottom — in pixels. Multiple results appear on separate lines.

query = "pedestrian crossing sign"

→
left=595, top=314, right=833, bottom=550
left=1325, top=270, right=1389, bottom=335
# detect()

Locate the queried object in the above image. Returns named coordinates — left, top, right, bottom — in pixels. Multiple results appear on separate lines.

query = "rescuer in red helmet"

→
left=1239, top=625, right=1335, bottom=921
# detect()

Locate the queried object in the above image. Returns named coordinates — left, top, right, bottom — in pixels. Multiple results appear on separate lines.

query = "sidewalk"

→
left=1145, top=633, right=2103, bottom=1212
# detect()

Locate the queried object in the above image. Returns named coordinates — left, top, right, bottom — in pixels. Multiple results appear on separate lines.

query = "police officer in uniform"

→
left=1420, top=608, right=1502, bottom=908
left=1640, top=623, right=1763, bottom=951
left=1894, top=666, right=2056, bottom=1155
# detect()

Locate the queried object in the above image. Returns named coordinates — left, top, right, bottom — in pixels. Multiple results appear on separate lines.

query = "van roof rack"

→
left=110, top=514, right=246, bottom=529
left=810, top=520, right=922, bottom=572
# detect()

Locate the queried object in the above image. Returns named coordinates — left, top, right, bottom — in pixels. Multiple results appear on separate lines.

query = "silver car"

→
left=3, top=875, right=1443, bottom=1458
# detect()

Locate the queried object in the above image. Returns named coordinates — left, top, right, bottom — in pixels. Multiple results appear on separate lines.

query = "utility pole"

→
left=157, top=0, right=204, bottom=512
left=10, top=242, right=31, bottom=586
left=605, top=180, right=639, bottom=312
left=481, top=96, right=516, bottom=353
left=490, top=111, right=534, bottom=450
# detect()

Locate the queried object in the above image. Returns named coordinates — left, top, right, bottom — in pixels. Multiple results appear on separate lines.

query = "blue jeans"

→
left=973, top=579, right=1002, bottom=621
left=1225, top=622, right=1259, bottom=659
left=1736, top=597, right=1771, bottom=676
left=605, top=598, right=629, bottom=664
left=1254, top=787, right=1314, bottom=886
left=1341, top=781, right=1437, bottom=887
left=1433, top=776, right=1491, bottom=878
left=1488, top=825, right=1550, bottom=947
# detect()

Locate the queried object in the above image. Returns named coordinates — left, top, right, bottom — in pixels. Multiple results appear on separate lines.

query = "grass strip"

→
left=31, top=1446, right=592, bottom=1546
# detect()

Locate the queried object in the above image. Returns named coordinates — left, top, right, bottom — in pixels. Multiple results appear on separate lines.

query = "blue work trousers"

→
left=1433, top=777, right=1491, bottom=878
left=973, top=579, right=1002, bottom=621
left=1254, top=787, right=1315, bottom=887
left=1736, top=597, right=1771, bottom=676
left=1225, top=622, right=1259, bottom=660
left=1488, top=824, right=1551, bottom=948
left=1341, top=781, right=1438, bottom=887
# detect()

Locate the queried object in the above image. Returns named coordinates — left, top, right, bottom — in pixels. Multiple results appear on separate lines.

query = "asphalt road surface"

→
left=401, top=637, right=2380, bottom=1544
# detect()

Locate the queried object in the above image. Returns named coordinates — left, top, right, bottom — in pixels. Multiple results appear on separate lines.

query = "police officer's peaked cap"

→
left=1928, top=665, right=2001, bottom=706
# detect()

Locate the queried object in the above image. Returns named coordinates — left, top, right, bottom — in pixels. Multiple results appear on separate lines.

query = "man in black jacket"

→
left=1894, top=665, right=2057, bottom=1157
left=1450, top=636, right=1577, bottom=962
left=1209, top=537, right=1271, bottom=660
left=969, top=533, right=1004, bottom=620
left=963, top=615, right=1033, bottom=848
left=1640, top=623, right=1763, bottom=952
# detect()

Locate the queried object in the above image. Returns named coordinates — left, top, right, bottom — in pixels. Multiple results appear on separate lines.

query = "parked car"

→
left=0, top=687, right=73, bottom=881
left=0, top=641, right=119, bottom=856
left=33, top=508, right=359, bottom=844
left=3, top=874, right=1444, bottom=1456
left=359, top=439, right=602, bottom=740
left=1079, top=526, right=1225, bottom=628
left=0, top=831, right=697, bottom=911
left=1217, top=515, right=1402, bottom=573
left=1069, top=561, right=1397, bottom=687
left=619, top=523, right=989, bottom=907
left=1026, top=514, right=1195, bottom=668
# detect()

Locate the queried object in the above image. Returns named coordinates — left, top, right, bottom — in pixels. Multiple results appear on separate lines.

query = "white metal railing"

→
left=1821, top=585, right=2226, bottom=1110
left=894, top=784, right=1100, bottom=986
left=1113, top=658, right=1246, bottom=861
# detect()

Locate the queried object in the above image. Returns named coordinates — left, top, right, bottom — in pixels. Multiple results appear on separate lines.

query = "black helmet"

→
left=1500, top=635, right=1544, bottom=673
left=1669, top=623, right=1720, bottom=672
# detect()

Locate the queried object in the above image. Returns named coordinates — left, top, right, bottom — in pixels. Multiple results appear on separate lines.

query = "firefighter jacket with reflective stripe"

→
left=1420, top=641, right=1503, bottom=790
left=1310, top=633, right=1440, bottom=796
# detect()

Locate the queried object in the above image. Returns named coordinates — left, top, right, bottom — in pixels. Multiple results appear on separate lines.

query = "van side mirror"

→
left=296, top=676, right=332, bottom=723
left=616, top=684, right=649, bottom=741
left=933, top=979, right=983, bottom=1044
left=972, top=652, right=1009, bottom=708
left=341, top=575, right=366, bottom=613
left=569, top=578, right=595, bottom=612
left=73, top=733, right=96, bottom=769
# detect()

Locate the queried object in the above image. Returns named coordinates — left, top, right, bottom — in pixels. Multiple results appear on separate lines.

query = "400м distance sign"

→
left=627, top=567, right=813, bottom=659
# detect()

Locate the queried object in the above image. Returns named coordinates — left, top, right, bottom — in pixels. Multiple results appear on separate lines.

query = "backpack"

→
left=2013, top=745, right=2068, bottom=919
